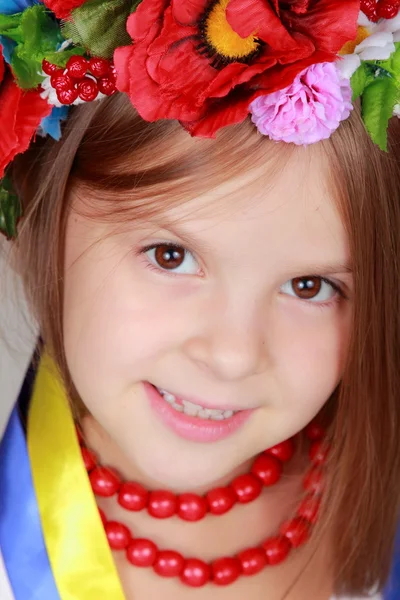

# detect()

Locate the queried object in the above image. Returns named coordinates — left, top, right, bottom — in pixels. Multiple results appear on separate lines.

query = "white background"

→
left=0, top=243, right=36, bottom=435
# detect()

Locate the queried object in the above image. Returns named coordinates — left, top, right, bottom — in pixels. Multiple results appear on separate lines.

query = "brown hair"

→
left=9, top=93, right=400, bottom=595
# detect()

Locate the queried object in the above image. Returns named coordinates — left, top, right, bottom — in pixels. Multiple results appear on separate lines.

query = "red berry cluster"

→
left=42, top=55, right=117, bottom=105
left=361, top=0, right=400, bottom=22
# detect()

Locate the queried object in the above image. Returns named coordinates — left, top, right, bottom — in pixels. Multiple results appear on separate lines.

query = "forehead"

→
left=152, top=146, right=348, bottom=263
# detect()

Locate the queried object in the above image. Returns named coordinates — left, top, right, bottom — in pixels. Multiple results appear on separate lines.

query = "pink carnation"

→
left=249, top=62, right=353, bottom=145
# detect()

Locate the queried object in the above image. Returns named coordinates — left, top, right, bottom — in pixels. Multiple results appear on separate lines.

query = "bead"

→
left=231, top=473, right=262, bottom=503
left=303, top=467, right=324, bottom=494
left=98, top=76, right=117, bottom=96
left=42, top=59, right=59, bottom=76
left=238, top=547, right=267, bottom=575
left=66, top=55, right=88, bottom=80
left=177, top=493, right=207, bottom=521
left=309, top=440, right=329, bottom=465
left=280, top=517, right=309, bottom=548
left=81, top=447, right=97, bottom=471
left=262, top=536, right=291, bottom=565
left=180, top=558, right=211, bottom=587
left=297, top=494, right=320, bottom=525
left=98, top=507, right=107, bottom=526
left=251, top=454, right=282, bottom=486
left=77, top=77, right=99, bottom=102
left=265, top=438, right=295, bottom=462
left=56, top=87, right=79, bottom=105
left=148, top=490, right=177, bottom=518
left=89, top=57, right=111, bottom=78
left=51, top=72, right=73, bottom=91
left=126, top=538, right=158, bottom=567
left=105, top=521, right=131, bottom=550
left=206, top=486, right=236, bottom=515
left=154, top=550, right=185, bottom=577
left=89, top=466, right=121, bottom=497
left=212, top=557, right=241, bottom=585
left=305, top=421, right=325, bottom=441
left=118, top=481, right=149, bottom=511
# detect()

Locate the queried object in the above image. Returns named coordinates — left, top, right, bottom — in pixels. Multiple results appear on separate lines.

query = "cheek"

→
left=63, top=247, right=185, bottom=407
left=272, top=304, right=351, bottom=411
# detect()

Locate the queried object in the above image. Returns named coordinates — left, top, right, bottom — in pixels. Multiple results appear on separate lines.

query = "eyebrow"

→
left=148, top=219, right=215, bottom=254
left=294, top=263, right=353, bottom=276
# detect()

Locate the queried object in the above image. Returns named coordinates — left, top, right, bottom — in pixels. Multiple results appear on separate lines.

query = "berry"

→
left=42, top=59, right=59, bottom=76
left=98, top=76, right=117, bottom=96
left=377, top=0, right=400, bottom=19
left=78, top=77, right=99, bottom=102
left=56, top=87, right=79, bottom=105
left=66, top=55, right=88, bottom=80
left=51, top=72, right=73, bottom=92
left=89, top=57, right=110, bottom=78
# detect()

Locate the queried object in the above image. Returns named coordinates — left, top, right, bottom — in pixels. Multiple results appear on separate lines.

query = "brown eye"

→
left=292, top=277, right=322, bottom=300
left=154, top=245, right=185, bottom=269
left=280, top=276, right=337, bottom=303
left=145, top=244, right=199, bottom=274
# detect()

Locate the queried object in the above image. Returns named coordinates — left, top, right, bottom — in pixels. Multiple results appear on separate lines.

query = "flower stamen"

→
left=198, top=0, right=262, bottom=67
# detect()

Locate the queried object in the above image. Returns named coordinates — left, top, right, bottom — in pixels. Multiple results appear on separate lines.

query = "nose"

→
left=183, top=301, right=269, bottom=382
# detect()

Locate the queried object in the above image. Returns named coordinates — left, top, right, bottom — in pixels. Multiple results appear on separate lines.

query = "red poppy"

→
left=42, top=0, right=87, bottom=20
left=0, top=50, right=52, bottom=178
left=115, top=0, right=359, bottom=137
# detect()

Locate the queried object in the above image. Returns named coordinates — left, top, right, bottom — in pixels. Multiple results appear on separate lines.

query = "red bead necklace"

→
left=78, top=422, right=328, bottom=587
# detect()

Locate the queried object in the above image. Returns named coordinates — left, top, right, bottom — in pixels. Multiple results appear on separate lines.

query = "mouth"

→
left=145, top=383, right=253, bottom=443
left=155, top=386, right=239, bottom=421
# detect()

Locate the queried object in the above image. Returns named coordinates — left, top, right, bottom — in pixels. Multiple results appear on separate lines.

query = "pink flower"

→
left=249, top=62, right=353, bottom=145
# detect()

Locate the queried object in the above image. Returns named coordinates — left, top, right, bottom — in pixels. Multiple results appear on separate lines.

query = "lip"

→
left=144, top=382, right=254, bottom=443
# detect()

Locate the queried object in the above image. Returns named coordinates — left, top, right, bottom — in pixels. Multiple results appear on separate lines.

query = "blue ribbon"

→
left=0, top=407, right=60, bottom=600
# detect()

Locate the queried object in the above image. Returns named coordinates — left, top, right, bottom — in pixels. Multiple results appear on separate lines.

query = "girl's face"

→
left=64, top=148, right=352, bottom=490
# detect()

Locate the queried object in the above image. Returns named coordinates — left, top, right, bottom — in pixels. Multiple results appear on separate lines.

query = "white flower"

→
left=337, top=11, right=400, bottom=79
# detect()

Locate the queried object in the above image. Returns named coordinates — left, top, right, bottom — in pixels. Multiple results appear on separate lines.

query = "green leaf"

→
left=372, top=42, right=400, bottom=83
left=9, top=5, right=62, bottom=89
left=362, top=78, right=398, bottom=151
left=44, top=46, right=86, bottom=68
left=0, top=13, right=24, bottom=43
left=0, top=176, right=21, bottom=240
left=63, top=0, right=142, bottom=59
left=351, top=63, right=368, bottom=101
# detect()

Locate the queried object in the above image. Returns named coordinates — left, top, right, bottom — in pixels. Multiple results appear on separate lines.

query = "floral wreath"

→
left=1, top=0, right=400, bottom=238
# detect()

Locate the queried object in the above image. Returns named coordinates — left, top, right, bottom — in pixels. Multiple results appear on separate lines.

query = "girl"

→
left=1, top=1, right=400, bottom=599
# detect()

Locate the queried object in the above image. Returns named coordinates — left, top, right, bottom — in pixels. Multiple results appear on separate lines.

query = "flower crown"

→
left=1, top=0, right=400, bottom=238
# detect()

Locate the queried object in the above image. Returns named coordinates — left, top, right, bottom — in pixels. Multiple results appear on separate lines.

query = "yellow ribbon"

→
left=27, top=354, right=126, bottom=600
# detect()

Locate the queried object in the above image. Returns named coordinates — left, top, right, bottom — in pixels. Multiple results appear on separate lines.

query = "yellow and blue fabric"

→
left=0, top=353, right=399, bottom=599
left=0, top=354, right=126, bottom=600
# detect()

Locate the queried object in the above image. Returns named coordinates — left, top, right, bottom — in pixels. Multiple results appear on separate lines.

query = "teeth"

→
left=156, top=387, right=237, bottom=421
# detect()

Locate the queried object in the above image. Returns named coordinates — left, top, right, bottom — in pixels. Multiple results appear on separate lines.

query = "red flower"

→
left=115, top=0, right=359, bottom=137
left=42, top=0, right=87, bottom=20
left=0, top=50, right=52, bottom=178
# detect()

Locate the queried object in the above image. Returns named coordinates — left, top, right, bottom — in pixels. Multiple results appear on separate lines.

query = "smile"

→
left=156, top=387, right=239, bottom=421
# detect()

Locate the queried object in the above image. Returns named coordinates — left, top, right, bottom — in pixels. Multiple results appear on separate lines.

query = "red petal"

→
left=183, top=91, right=255, bottom=138
left=281, top=0, right=359, bottom=54
left=226, top=0, right=296, bottom=50
left=42, top=0, right=87, bottom=20
left=126, top=0, right=168, bottom=41
left=171, top=0, right=206, bottom=25
left=0, top=76, right=51, bottom=177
